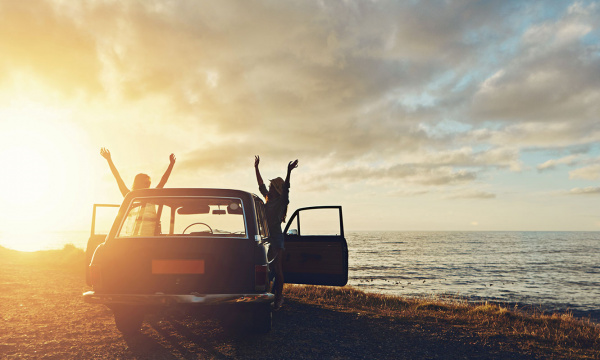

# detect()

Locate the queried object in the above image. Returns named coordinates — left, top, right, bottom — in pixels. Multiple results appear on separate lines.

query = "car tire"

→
left=251, top=303, right=272, bottom=333
left=113, top=306, right=144, bottom=335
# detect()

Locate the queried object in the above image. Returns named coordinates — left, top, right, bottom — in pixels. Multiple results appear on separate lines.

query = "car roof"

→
left=124, top=188, right=258, bottom=200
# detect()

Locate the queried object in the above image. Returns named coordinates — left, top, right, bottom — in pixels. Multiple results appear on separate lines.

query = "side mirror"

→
left=287, top=229, right=298, bottom=235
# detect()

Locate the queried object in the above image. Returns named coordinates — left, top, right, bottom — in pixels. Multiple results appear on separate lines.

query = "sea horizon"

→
left=1, top=229, right=599, bottom=252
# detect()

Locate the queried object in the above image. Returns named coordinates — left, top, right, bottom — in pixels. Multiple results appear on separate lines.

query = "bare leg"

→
left=272, top=248, right=285, bottom=309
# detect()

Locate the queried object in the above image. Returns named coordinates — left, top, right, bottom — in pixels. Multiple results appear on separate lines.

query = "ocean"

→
left=2, top=230, right=598, bottom=319
left=347, top=231, right=600, bottom=319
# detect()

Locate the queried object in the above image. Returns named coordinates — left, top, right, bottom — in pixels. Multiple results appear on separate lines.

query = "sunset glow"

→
left=0, top=94, right=94, bottom=234
left=1, top=1, right=600, bottom=251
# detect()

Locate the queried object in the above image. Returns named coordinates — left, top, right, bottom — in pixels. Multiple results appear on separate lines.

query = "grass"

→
left=285, top=284, right=600, bottom=358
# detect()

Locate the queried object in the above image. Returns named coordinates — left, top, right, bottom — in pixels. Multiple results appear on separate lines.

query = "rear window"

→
left=117, top=196, right=246, bottom=238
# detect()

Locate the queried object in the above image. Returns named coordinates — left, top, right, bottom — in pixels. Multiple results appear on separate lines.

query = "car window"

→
left=117, top=197, right=246, bottom=238
left=119, top=201, right=158, bottom=237
left=254, top=199, right=269, bottom=238
left=288, top=208, right=342, bottom=236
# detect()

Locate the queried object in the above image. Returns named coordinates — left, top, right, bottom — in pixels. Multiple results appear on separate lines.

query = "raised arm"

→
left=254, top=155, right=264, bottom=186
left=156, top=153, right=176, bottom=189
left=100, top=147, right=130, bottom=197
left=285, top=159, right=298, bottom=185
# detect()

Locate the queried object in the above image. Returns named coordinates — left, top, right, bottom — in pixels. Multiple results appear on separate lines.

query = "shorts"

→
left=269, top=233, right=285, bottom=250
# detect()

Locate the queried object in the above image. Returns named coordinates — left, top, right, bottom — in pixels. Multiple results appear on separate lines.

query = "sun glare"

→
left=0, top=144, right=52, bottom=205
left=0, top=100, right=93, bottom=242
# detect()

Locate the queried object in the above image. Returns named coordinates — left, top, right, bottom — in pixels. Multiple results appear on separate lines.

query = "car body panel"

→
left=82, top=291, right=274, bottom=305
left=283, top=206, right=349, bottom=286
left=83, top=188, right=348, bottom=333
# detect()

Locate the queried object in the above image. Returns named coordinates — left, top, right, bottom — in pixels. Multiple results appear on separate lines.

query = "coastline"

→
left=0, top=245, right=598, bottom=359
left=3, top=242, right=598, bottom=323
left=347, top=230, right=600, bottom=318
left=3, top=230, right=599, bottom=317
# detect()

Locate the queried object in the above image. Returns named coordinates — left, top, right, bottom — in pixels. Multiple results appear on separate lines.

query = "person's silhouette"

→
left=254, top=155, right=298, bottom=310
left=100, top=148, right=176, bottom=197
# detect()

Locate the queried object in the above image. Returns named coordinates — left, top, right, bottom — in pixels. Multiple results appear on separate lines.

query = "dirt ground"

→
left=0, top=251, right=596, bottom=360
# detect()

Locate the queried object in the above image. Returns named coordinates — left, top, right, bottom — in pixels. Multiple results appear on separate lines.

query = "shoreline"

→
left=379, top=293, right=600, bottom=324
left=0, top=246, right=598, bottom=359
left=2, top=244, right=598, bottom=323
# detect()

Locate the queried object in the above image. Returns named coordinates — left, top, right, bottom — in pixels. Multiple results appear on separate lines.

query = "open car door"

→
left=282, top=206, right=348, bottom=286
left=85, top=203, right=120, bottom=285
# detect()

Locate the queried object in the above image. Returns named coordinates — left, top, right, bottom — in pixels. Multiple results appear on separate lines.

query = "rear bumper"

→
left=82, top=291, right=274, bottom=306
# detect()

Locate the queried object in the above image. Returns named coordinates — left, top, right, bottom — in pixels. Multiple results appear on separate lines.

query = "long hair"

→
left=266, top=181, right=288, bottom=223
left=267, top=196, right=288, bottom=223
left=132, top=173, right=151, bottom=190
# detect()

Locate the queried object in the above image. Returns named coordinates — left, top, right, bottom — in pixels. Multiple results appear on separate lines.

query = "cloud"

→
left=537, top=154, right=580, bottom=171
left=0, top=1, right=102, bottom=94
left=310, top=163, right=477, bottom=187
left=445, top=190, right=496, bottom=200
left=470, top=2, right=600, bottom=125
left=569, top=163, right=600, bottom=180
left=389, top=189, right=430, bottom=197
left=464, top=122, right=600, bottom=151
left=3, top=0, right=600, bottom=218
left=569, top=186, right=600, bottom=195
left=417, top=146, right=522, bottom=171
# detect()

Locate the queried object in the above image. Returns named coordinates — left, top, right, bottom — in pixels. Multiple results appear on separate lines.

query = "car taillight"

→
left=90, top=265, right=103, bottom=288
left=255, top=264, right=268, bottom=292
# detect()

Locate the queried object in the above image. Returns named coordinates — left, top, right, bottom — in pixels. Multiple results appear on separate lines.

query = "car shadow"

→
left=123, top=313, right=230, bottom=359
left=122, top=332, right=176, bottom=359
left=120, top=300, right=544, bottom=360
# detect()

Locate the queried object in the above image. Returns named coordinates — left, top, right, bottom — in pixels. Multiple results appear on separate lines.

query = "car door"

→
left=86, top=203, right=120, bottom=285
left=282, top=206, right=348, bottom=286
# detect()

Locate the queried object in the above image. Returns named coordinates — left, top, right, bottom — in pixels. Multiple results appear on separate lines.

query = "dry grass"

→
left=285, top=284, right=600, bottom=358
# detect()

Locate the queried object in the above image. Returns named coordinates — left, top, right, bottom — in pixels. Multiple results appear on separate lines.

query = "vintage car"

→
left=83, top=188, right=348, bottom=334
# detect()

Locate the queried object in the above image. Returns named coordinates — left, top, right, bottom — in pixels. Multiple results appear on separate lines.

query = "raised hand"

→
left=100, top=147, right=112, bottom=160
left=100, top=147, right=129, bottom=196
left=157, top=153, right=176, bottom=189
left=288, top=159, right=298, bottom=172
left=254, top=155, right=264, bottom=186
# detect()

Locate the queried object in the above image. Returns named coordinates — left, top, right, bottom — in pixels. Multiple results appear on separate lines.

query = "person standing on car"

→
left=100, top=147, right=176, bottom=196
left=254, top=155, right=298, bottom=310
left=100, top=148, right=176, bottom=236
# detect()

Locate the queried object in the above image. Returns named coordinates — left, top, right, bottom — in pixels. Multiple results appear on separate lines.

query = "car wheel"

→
left=113, top=306, right=144, bottom=335
left=251, top=303, right=272, bottom=333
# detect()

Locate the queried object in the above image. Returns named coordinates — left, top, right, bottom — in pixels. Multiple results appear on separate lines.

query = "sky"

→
left=0, top=0, right=600, bottom=243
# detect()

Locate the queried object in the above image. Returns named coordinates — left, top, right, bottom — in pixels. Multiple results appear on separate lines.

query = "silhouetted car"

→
left=83, top=188, right=348, bottom=334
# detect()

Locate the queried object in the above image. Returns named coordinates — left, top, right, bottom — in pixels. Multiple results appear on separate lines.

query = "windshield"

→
left=117, top=196, right=246, bottom=238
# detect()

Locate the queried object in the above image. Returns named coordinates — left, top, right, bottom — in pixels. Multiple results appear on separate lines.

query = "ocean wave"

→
left=346, top=231, right=600, bottom=315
